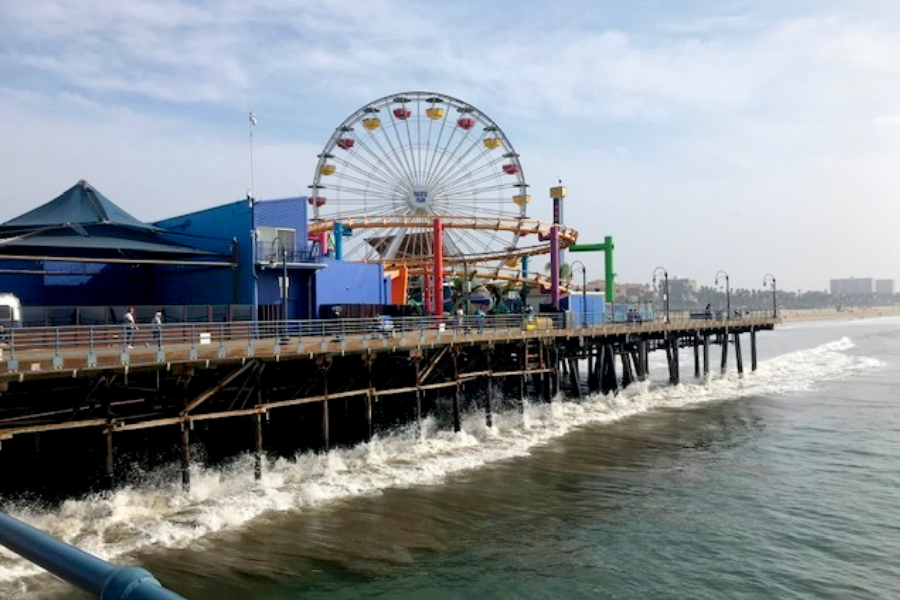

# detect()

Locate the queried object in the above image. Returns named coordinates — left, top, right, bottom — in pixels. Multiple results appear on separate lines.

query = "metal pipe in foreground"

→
left=0, top=511, right=186, bottom=600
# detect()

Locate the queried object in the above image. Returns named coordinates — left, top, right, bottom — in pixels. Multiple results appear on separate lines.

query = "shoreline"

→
left=780, top=306, right=900, bottom=322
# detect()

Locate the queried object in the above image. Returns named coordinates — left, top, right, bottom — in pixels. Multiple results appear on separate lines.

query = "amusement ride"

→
left=308, top=91, right=581, bottom=312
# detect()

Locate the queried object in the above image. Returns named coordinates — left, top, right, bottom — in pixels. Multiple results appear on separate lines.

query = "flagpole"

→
left=248, top=111, right=257, bottom=201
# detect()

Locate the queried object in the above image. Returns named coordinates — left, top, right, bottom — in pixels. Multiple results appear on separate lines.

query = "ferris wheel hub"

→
left=408, top=186, right=431, bottom=210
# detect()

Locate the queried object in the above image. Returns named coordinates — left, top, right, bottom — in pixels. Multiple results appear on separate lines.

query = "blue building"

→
left=0, top=181, right=390, bottom=324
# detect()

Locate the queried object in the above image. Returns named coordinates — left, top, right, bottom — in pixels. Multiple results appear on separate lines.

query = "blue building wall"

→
left=253, top=197, right=308, bottom=243
left=153, top=199, right=252, bottom=305
left=313, top=260, right=390, bottom=317
left=0, top=259, right=155, bottom=307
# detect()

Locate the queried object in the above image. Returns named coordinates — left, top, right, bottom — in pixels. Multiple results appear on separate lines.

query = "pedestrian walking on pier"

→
left=124, top=307, right=138, bottom=349
left=151, top=311, right=163, bottom=347
left=475, top=307, right=485, bottom=333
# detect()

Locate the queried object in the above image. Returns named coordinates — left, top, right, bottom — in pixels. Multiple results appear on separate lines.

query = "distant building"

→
left=584, top=280, right=649, bottom=301
left=830, top=278, right=874, bottom=296
left=668, top=278, right=699, bottom=304
left=875, top=279, right=896, bottom=295
left=618, top=283, right=650, bottom=301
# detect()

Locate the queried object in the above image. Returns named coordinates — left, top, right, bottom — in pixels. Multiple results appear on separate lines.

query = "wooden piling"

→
left=750, top=328, right=758, bottom=371
left=641, top=339, right=650, bottom=380
left=668, top=336, right=680, bottom=385
left=518, top=343, right=526, bottom=413
left=693, top=333, right=701, bottom=379
left=104, top=427, right=114, bottom=489
left=600, top=345, right=618, bottom=394
left=588, top=345, right=600, bottom=392
left=621, top=352, right=635, bottom=388
left=253, top=413, right=263, bottom=480
left=567, top=356, right=582, bottom=398
left=452, top=349, right=461, bottom=433
left=413, top=357, right=423, bottom=436
left=365, top=355, right=375, bottom=442
left=485, top=350, right=494, bottom=428
left=180, top=422, right=190, bottom=491
left=319, top=365, right=330, bottom=452
left=734, top=332, right=744, bottom=376
left=720, top=331, right=729, bottom=375
left=703, top=333, right=710, bottom=377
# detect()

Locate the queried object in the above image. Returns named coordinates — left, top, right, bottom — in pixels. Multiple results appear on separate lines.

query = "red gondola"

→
left=393, top=107, right=412, bottom=120
left=307, top=196, right=327, bottom=207
left=457, top=117, right=475, bottom=130
left=502, top=163, right=519, bottom=175
left=336, top=138, right=355, bottom=150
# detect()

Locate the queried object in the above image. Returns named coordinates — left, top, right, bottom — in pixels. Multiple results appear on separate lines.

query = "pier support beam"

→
left=587, top=345, right=600, bottom=392
left=253, top=413, right=264, bottom=480
left=518, top=343, right=526, bottom=413
left=693, top=333, right=701, bottom=379
left=365, top=354, right=375, bottom=442
left=734, top=332, right=744, bottom=376
left=667, top=336, right=680, bottom=385
left=452, top=348, right=462, bottom=433
left=102, top=396, right=114, bottom=490
left=485, top=349, right=494, bottom=428
left=703, top=333, right=710, bottom=377
left=317, top=358, right=331, bottom=452
left=567, top=356, right=582, bottom=398
left=750, top=328, right=758, bottom=372
left=180, top=422, right=190, bottom=492
left=413, top=355, right=423, bottom=437
left=621, top=352, right=635, bottom=388
left=600, top=345, right=618, bottom=395
left=551, top=345, right=561, bottom=398
left=720, top=332, right=729, bottom=375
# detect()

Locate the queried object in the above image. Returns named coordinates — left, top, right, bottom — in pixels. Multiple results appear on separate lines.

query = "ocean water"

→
left=1, top=318, right=899, bottom=599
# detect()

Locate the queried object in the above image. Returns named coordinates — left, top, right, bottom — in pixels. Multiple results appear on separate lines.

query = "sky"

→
left=1, top=0, right=899, bottom=292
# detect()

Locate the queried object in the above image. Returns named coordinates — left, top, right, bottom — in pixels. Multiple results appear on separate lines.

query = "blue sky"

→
left=1, top=0, right=898, bottom=291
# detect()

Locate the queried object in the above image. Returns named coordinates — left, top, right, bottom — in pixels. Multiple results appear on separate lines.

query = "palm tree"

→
left=448, top=270, right=485, bottom=313
left=544, top=261, right=572, bottom=283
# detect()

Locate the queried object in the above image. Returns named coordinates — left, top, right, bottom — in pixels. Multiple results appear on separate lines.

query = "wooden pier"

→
left=0, top=313, right=778, bottom=498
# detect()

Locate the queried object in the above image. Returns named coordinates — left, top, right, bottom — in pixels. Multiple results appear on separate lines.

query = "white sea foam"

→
left=0, top=335, right=885, bottom=594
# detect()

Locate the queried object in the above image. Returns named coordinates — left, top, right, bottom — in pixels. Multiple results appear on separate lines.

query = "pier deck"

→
left=0, top=312, right=778, bottom=497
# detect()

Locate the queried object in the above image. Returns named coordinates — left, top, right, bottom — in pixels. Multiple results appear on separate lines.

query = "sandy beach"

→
left=780, top=305, right=900, bottom=322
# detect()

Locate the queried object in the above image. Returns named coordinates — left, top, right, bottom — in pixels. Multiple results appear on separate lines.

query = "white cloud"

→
left=1, top=0, right=900, bottom=289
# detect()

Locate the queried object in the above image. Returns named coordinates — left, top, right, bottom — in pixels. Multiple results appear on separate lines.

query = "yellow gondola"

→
left=362, top=117, right=381, bottom=131
left=483, top=137, right=502, bottom=150
left=512, top=194, right=530, bottom=207
left=319, top=164, right=336, bottom=176
left=426, top=107, right=445, bottom=120
left=505, top=257, right=520, bottom=268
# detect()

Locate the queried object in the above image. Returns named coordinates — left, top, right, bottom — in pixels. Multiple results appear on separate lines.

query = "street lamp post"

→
left=652, top=266, right=669, bottom=323
left=462, top=261, right=470, bottom=314
left=715, top=270, right=730, bottom=319
left=571, top=260, right=587, bottom=327
left=763, top=273, right=777, bottom=318
left=270, top=238, right=288, bottom=325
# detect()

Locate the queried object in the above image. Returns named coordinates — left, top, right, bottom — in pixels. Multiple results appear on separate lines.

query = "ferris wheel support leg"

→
left=550, top=225, right=560, bottom=310
left=433, top=219, right=444, bottom=317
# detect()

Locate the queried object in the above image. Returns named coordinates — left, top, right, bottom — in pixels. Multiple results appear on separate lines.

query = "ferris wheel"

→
left=309, top=91, right=530, bottom=268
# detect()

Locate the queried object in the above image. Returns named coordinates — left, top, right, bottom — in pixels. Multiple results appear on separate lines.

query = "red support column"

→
left=550, top=225, right=560, bottom=310
left=433, top=218, right=444, bottom=316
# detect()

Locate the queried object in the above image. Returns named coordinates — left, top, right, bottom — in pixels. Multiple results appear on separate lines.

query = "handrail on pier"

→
left=0, top=511, right=187, bottom=600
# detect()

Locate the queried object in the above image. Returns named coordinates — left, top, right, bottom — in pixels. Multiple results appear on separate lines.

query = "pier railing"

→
left=0, top=310, right=777, bottom=358
left=0, top=511, right=186, bottom=599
